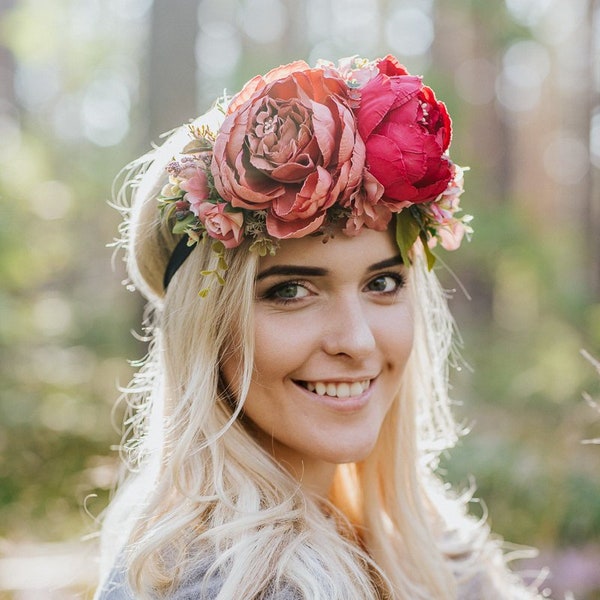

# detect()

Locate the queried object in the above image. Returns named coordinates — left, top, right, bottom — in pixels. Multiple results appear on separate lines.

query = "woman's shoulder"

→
left=95, top=557, right=222, bottom=600
left=441, top=528, right=545, bottom=600
left=94, top=560, right=134, bottom=600
left=95, top=555, right=302, bottom=600
left=457, top=570, right=539, bottom=600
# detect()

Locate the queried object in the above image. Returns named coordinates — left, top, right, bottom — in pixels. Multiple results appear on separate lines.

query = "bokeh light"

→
left=591, top=109, right=600, bottom=168
left=504, top=0, right=553, bottom=27
left=543, top=131, right=589, bottom=185
left=1, top=1, right=599, bottom=597
left=496, top=40, right=551, bottom=113
left=14, top=63, right=61, bottom=113
left=454, top=58, right=497, bottom=106
left=29, top=180, right=73, bottom=221
left=81, top=77, right=131, bottom=147
left=385, top=7, right=434, bottom=57
left=196, top=22, right=241, bottom=77
left=239, top=0, right=287, bottom=44
left=32, top=294, right=73, bottom=338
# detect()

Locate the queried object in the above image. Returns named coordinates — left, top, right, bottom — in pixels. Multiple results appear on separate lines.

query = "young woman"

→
left=95, top=56, right=545, bottom=599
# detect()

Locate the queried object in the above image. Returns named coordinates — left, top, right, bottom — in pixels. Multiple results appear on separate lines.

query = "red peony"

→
left=211, top=65, right=365, bottom=239
left=356, top=55, right=452, bottom=207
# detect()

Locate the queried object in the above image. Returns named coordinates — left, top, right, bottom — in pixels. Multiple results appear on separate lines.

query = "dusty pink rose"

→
left=196, top=202, right=244, bottom=248
left=180, top=167, right=210, bottom=215
left=343, top=170, right=393, bottom=235
left=226, top=60, right=310, bottom=114
left=357, top=55, right=453, bottom=208
left=211, top=66, right=365, bottom=239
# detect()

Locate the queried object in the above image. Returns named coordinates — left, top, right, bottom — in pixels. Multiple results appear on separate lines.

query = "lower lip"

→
left=293, top=380, right=374, bottom=413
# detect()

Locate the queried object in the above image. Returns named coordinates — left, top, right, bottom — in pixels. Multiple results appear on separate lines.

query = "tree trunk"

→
left=148, top=0, right=198, bottom=140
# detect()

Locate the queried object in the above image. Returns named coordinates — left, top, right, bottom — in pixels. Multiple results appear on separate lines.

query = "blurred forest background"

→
left=0, top=0, right=599, bottom=597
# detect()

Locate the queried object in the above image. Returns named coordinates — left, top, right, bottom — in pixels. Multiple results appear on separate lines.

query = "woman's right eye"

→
left=265, top=281, right=310, bottom=303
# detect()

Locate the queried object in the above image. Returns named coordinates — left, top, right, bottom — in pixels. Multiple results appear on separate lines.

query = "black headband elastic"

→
left=163, top=235, right=195, bottom=290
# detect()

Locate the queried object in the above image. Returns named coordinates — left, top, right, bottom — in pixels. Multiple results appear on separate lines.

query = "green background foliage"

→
left=0, top=0, right=598, bottom=597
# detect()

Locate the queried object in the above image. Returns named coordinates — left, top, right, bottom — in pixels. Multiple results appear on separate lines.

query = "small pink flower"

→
left=343, top=170, right=393, bottom=235
left=180, top=168, right=210, bottom=215
left=196, top=202, right=244, bottom=248
left=435, top=220, right=466, bottom=251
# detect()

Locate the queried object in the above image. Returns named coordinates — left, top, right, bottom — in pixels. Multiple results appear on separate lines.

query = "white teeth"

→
left=350, top=382, right=363, bottom=396
left=302, top=380, right=370, bottom=398
left=336, top=382, right=350, bottom=398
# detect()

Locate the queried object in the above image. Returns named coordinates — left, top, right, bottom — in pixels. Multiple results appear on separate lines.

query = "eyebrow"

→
left=367, top=255, right=404, bottom=272
left=256, top=255, right=404, bottom=281
left=256, top=265, right=328, bottom=281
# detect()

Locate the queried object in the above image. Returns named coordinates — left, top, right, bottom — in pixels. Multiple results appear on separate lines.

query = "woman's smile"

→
left=221, top=227, right=414, bottom=493
left=291, top=376, right=376, bottom=414
left=296, top=379, right=371, bottom=398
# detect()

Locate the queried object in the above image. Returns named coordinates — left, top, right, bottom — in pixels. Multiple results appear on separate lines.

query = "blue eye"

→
left=366, top=274, right=405, bottom=294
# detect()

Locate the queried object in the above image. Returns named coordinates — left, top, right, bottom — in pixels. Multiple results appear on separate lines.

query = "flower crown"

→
left=158, top=55, right=472, bottom=291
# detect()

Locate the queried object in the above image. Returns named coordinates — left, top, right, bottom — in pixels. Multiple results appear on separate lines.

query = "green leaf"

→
left=172, top=213, right=196, bottom=234
left=218, top=257, right=229, bottom=271
left=395, top=210, right=420, bottom=266
left=212, top=241, right=225, bottom=254
left=420, top=231, right=437, bottom=271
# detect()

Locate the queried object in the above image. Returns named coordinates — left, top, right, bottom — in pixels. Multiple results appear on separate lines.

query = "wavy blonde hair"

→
left=98, top=110, right=544, bottom=600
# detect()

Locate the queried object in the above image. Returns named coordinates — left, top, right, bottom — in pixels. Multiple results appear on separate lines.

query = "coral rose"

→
left=357, top=55, right=453, bottom=208
left=211, top=66, right=365, bottom=239
left=196, top=202, right=244, bottom=249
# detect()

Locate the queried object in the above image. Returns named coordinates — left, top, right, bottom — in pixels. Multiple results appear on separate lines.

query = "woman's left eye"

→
left=365, top=274, right=405, bottom=294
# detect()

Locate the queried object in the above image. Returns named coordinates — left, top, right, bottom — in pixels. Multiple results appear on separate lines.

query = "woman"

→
left=96, top=56, right=544, bottom=599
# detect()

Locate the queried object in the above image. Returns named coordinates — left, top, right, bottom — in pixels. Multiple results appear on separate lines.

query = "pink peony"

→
left=211, top=65, right=365, bottom=239
left=196, top=202, right=244, bottom=249
left=356, top=55, right=453, bottom=208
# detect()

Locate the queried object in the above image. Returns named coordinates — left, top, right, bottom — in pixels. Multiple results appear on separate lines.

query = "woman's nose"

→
left=321, top=294, right=377, bottom=359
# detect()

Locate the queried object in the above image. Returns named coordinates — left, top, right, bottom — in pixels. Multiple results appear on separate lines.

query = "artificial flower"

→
left=211, top=68, right=365, bottom=238
left=196, top=202, right=244, bottom=249
left=357, top=55, right=452, bottom=208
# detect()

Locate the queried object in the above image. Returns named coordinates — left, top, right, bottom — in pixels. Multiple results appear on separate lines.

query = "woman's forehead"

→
left=257, top=227, right=400, bottom=271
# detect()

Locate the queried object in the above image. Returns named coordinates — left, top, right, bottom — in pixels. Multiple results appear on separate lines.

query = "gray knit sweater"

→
left=96, top=559, right=301, bottom=600
left=96, top=556, right=539, bottom=599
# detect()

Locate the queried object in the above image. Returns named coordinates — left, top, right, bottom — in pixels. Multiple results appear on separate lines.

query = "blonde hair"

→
left=98, top=113, right=545, bottom=599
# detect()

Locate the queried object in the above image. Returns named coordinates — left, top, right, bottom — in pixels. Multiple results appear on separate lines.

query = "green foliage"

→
left=439, top=198, right=600, bottom=550
left=0, top=1, right=598, bottom=598
left=0, top=0, right=141, bottom=548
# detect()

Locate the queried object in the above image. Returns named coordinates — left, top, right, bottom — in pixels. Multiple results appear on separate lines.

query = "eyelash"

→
left=366, top=272, right=406, bottom=296
left=261, top=280, right=309, bottom=305
left=261, top=272, right=406, bottom=305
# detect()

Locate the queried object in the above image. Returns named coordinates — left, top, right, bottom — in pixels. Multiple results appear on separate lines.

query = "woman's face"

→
left=222, top=227, right=414, bottom=491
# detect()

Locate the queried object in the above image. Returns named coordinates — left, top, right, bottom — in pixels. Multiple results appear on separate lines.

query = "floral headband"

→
left=158, top=55, right=472, bottom=292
